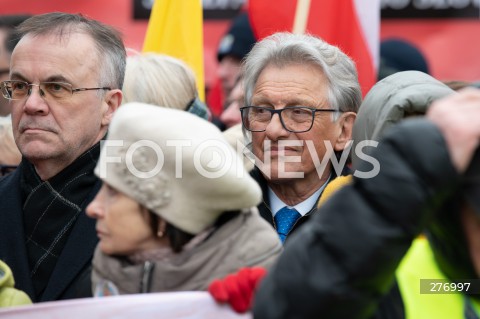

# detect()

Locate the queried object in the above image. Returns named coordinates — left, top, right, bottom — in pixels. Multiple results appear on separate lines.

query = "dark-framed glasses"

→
left=0, top=80, right=111, bottom=101
left=240, top=106, right=340, bottom=133
left=0, top=165, right=17, bottom=176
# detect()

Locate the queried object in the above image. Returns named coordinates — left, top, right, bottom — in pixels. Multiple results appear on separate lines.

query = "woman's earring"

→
left=157, top=219, right=166, bottom=238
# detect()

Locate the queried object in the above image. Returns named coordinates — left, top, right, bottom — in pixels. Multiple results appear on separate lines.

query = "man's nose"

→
left=265, top=112, right=289, bottom=139
left=23, top=85, right=49, bottom=115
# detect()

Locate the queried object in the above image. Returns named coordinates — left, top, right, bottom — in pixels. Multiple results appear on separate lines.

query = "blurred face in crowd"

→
left=9, top=32, right=121, bottom=180
left=220, top=77, right=244, bottom=129
left=218, top=55, right=241, bottom=98
left=86, top=183, right=161, bottom=256
left=250, top=63, right=354, bottom=184
left=0, top=28, right=11, bottom=115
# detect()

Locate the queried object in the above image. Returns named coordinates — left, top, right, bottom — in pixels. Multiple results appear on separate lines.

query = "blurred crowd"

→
left=0, top=11, right=480, bottom=319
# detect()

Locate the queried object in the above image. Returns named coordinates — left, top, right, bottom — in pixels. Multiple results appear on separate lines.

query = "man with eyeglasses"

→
left=241, top=32, right=360, bottom=243
left=0, top=13, right=124, bottom=302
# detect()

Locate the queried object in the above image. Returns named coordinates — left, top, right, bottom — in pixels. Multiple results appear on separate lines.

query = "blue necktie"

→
left=274, top=207, right=301, bottom=243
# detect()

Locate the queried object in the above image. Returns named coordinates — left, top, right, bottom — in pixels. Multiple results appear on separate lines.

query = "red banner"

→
left=247, top=0, right=379, bottom=96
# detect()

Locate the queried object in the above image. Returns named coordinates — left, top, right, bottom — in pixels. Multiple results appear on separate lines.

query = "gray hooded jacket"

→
left=352, top=70, right=454, bottom=167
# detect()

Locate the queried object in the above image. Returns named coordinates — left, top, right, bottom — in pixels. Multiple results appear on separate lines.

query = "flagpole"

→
left=292, top=0, right=311, bottom=34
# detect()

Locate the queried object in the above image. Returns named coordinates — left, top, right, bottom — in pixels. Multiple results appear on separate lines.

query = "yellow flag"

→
left=143, top=0, right=205, bottom=101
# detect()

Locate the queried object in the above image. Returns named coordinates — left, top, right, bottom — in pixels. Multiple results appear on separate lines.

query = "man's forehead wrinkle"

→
left=18, top=31, right=99, bottom=82
left=254, top=83, right=317, bottom=95
left=253, top=85, right=321, bottom=103
left=25, top=28, right=92, bottom=52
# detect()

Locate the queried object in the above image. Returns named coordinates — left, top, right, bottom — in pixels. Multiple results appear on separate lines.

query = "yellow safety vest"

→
left=396, top=238, right=480, bottom=318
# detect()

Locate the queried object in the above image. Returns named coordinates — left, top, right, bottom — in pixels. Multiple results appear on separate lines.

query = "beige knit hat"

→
left=95, top=102, right=262, bottom=234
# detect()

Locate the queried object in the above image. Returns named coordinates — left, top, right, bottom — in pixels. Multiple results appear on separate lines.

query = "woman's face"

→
left=86, top=183, right=160, bottom=256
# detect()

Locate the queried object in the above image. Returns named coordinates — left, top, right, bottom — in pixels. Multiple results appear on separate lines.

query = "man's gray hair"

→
left=243, top=32, right=361, bottom=114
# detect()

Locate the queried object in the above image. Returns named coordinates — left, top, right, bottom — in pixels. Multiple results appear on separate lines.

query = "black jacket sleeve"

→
left=253, top=119, right=460, bottom=319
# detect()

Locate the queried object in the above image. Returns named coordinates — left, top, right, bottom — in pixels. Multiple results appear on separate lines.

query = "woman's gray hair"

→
left=243, top=32, right=361, bottom=115
left=123, top=53, right=197, bottom=110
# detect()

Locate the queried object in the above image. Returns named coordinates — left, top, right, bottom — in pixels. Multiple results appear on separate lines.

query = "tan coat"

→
left=91, top=208, right=282, bottom=294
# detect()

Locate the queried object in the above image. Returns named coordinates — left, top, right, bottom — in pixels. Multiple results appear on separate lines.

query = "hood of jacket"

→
left=351, top=70, right=454, bottom=167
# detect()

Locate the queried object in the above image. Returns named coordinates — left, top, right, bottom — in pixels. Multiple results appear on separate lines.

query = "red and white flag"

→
left=247, top=0, right=380, bottom=96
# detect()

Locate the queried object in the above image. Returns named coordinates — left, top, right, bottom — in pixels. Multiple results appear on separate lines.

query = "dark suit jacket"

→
left=250, top=165, right=347, bottom=238
left=0, top=166, right=100, bottom=302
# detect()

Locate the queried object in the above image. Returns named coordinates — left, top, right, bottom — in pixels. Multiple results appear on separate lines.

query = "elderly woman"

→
left=86, top=102, right=281, bottom=295
left=123, top=53, right=210, bottom=120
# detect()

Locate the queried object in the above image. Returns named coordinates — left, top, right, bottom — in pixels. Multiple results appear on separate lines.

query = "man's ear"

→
left=334, top=111, right=356, bottom=151
left=101, top=89, right=123, bottom=126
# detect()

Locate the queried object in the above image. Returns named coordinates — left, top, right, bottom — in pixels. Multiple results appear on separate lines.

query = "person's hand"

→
left=208, top=267, right=267, bottom=313
left=427, top=88, right=480, bottom=173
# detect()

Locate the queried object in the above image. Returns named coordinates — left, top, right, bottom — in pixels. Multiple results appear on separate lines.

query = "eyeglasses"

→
left=0, top=80, right=111, bottom=101
left=240, top=106, right=340, bottom=133
left=0, top=165, right=17, bottom=176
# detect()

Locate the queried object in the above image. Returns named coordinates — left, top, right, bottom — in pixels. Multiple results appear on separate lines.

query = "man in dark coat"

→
left=0, top=13, right=125, bottom=302
left=240, top=32, right=360, bottom=242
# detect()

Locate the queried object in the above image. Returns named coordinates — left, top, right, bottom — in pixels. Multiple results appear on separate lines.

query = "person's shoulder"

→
left=0, top=171, right=19, bottom=188
left=0, top=169, right=22, bottom=212
left=232, top=208, right=282, bottom=268
left=0, top=169, right=20, bottom=189
left=249, top=166, right=267, bottom=189
left=217, top=208, right=280, bottom=248
left=240, top=208, right=281, bottom=245
left=317, top=175, right=353, bottom=208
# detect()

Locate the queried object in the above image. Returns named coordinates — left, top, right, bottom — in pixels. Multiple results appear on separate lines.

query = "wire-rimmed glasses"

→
left=0, top=80, right=111, bottom=101
left=240, top=106, right=340, bottom=133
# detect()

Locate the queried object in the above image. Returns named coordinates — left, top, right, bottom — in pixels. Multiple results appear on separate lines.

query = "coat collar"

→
left=0, top=164, right=100, bottom=302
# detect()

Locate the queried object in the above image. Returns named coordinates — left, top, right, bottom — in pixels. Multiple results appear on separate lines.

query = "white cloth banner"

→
left=0, top=292, right=252, bottom=319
